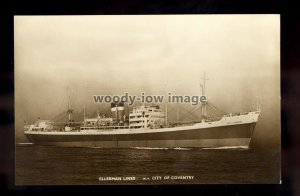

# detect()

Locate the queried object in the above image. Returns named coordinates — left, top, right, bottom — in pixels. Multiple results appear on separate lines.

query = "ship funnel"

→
left=111, top=101, right=125, bottom=124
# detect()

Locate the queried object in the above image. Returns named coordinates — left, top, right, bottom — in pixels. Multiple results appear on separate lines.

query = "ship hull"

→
left=25, top=122, right=256, bottom=148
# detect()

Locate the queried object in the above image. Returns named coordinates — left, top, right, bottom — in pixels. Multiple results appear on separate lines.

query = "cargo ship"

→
left=23, top=74, right=261, bottom=148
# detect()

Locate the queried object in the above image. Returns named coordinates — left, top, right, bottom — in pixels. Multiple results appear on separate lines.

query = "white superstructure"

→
left=129, top=105, right=165, bottom=129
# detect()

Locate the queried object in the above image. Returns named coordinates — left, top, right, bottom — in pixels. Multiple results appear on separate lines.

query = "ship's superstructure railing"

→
left=80, top=125, right=129, bottom=130
left=129, top=105, right=165, bottom=129
left=222, top=110, right=260, bottom=118
left=25, top=120, right=55, bottom=132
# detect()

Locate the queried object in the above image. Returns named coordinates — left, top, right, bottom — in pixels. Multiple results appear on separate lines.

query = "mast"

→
left=116, top=102, right=119, bottom=124
left=201, top=72, right=207, bottom=122
left=165, top=103, right=168, bottom=126
left=67, top=86, right=73, bottom=123
left=176, top=102, right=179, bottom=123
left=83, top=106, right=86, bottom=121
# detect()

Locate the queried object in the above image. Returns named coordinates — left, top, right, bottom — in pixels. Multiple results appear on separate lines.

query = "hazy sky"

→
left=14, top=15, right=280, bottom=146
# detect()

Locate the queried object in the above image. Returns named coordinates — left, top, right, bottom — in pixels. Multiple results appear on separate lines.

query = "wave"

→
left=16, top=142, right=34, bottom=146
left=174, top=147, right=192, bottom=150
left=202, top=146, right=249, bottom=150
left=133, top=147, right=192, bottom=150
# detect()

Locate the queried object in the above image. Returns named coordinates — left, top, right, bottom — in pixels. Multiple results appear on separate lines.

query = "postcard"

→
left=14, top=15, right=280, bottom=185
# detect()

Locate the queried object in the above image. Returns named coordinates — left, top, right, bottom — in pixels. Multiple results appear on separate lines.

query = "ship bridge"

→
left=129, top=105, right=165, bottom=129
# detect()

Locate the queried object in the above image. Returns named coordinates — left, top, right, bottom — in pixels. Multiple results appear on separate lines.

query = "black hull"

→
left=25, top=123, right=256, bottom=148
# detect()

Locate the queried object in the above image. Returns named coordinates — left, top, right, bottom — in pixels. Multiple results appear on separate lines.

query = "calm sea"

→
left=15, top=145, right=280, bottom=185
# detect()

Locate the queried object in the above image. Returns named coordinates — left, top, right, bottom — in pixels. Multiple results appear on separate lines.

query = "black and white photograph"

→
left=14, top=15, right=280, bottom=185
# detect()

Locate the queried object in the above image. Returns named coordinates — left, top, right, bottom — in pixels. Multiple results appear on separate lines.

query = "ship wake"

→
left=202, top=146, right=249, bottom=150
left=16, top=143, right=34, bottom=146
left=132, top=147, right=192, bottom=150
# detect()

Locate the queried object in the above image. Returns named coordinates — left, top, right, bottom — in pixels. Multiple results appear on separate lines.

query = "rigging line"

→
left=53, top=90, right=65, bottom=113
left=167, top=103, right=198, bottom=113
left=179, top=105, right=202, bottom=116
left=207, top=108, right=219, bottom=118
left=72, top=95, right=81, bottom=111
left=208, top=111, right=220, bottom=118
left=176, top=105, right=200, bottom=121
left=70, top=88, right=78, bottom=109
left=52, top=114, right=68, bottom=122
left=165, top=107, right=176, bottom=114
left=164, top=104, right=181, bottom=113
left=208, top=103, right=226, bottom=114
left=52, top=115, right=65, bottom=122
left=51, top=111, right=67, bottom=121
left=53, top=111, right=67, bottom=119
left=177, top=104, right=202, bottom=119
left=206, top=105, right=224, bottom=119
left=72, top=110, right=83, bottom=117
left=179, top=110, right=200, bottom=121
left=51, top=112, right=64, bottom=120
left=185, top=104, right=202, bottom=113
left=206, top=104, right=222, bottom=116
left=206, top=110, right=219, bottom=120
